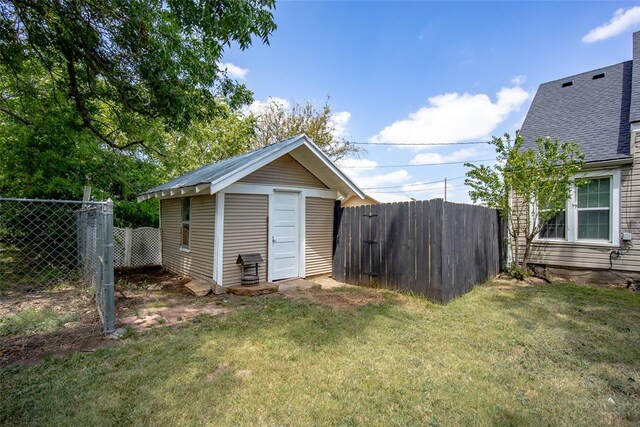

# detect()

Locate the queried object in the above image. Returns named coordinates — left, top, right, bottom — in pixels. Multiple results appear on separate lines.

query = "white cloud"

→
left=583, top=6, right=640, bottom=43
left=329, top=111, right=351, bottom=138
left=217, top=62, right=249, bottom=79
left=399, top=181, right=472, bottom=203
left=370, top=85, right=530, bottom=147
left=359, top=170, right=411, bottom=188
left=336, top=158, right=410, bottom=188
left=336, top=158, right=377, bottom=171
left=411, top=148, right=479, bottom=165
left=243, top=96, right=291, bottom=116
left=511, top=75, right=527, bottom=86
left=402, top=181, right=447, bottom=199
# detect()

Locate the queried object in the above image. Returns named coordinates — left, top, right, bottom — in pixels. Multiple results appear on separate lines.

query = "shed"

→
left=138, top=134, right=364, bottom=288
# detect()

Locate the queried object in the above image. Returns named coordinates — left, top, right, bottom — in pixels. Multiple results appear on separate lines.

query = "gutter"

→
left=582, top=157, right=633, bottom=169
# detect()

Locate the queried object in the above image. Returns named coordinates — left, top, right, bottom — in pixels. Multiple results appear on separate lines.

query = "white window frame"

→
left=180, top=197, right=191, bottom=251
left=534, top=169, right=620, bottom=246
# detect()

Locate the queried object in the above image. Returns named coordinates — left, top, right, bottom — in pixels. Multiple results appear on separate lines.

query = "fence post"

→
left=102, top=199, right=116, bottom=333
left=124, top=227, right=133, bottom=267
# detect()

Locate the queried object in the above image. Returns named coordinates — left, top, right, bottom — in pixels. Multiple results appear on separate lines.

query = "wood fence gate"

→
left=332, top=199, right=505, bottom=304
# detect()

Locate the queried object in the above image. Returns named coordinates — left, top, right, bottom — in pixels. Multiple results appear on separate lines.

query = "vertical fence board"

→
left=428, top=199, right=443, bottom=302
left=379, top=202, right=388, bottom=285
left=370, top=204, right=381, bottom=285
left=350, top=205, right=357, bottom=284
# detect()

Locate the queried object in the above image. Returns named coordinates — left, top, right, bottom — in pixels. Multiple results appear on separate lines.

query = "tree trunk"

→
left=521, top=236, right=534, bottom=269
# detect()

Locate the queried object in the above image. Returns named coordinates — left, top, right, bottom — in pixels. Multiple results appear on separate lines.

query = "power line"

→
left=352, top=140, right=492, bottom=146
left=376, top=182, right=469, bottom=195
left=346, top=158, right=494, bottom=168
left=362, top=176, right=465, bottom=190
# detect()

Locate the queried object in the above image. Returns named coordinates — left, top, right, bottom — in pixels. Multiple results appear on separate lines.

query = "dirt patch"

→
left=284, top=288, right=384, bottom=309
left=206, top=363, right=232, bottom=382
left=488, top=276, right=540, bottom=290
left=309, top=275, right=357, bottom=290
left=120, top=304, right=229, bottom=331
left=116, top=267, right=229, bottom=333
left=1, top=322, right=118, bottom=368
left=0, top=283, right=106, bottom=368
left=1, top=267, right=232, bottom=368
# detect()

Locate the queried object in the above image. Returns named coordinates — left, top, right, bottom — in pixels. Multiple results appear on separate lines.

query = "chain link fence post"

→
left=101, top=199, right=116, bottom=333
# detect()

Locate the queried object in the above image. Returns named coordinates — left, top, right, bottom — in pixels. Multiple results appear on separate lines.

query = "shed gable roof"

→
left=138, top=134, right=364, bottom=201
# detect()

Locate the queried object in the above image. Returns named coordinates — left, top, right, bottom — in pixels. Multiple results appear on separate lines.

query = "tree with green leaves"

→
left=250, top=98, right=361, bottom=161
left=161, top=104, right=256, bottom=178
left=465, top=132, right=584, bottom=273
left=0, top=0, right=275, bottom=153
left=0, top=0, right=276, bottom=226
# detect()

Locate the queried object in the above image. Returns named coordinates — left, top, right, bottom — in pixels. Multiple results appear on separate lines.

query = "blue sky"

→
left=222, top=1, right=640, bottom=202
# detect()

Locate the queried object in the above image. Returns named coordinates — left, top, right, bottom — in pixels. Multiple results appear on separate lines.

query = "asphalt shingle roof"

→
left=520, top=61, right=633, bottom=163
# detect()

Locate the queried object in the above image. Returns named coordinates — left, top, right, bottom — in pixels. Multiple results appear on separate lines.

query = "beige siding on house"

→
left=240, top=154, right=328, bottom=188
left=305, top=197, right=335, bottom=276
left=160, top=195, right=215, bottom=280
left=222, top=193, right=269, bottom=286
left=515, top=134, right=640, bottom=272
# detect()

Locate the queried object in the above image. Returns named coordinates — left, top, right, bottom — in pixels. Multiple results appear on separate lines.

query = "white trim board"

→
left=213, top=192, right=225, bottom=285
left=221, top=182, right=337, bottom=199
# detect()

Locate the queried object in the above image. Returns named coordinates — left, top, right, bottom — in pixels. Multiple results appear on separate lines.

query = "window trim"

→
left=534, top=169, right=620, bottom=246
left=181, top=197, right=191, bottom=250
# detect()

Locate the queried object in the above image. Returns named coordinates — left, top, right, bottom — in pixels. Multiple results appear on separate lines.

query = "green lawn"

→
left=1, top=282, right=639, bottom=426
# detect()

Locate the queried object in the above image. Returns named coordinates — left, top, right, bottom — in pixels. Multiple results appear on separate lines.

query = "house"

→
left=518, top=31, right=640, bottom=280
left=341, top=191, right=413, bottom=207
left=138, top=135, right=364, bottom=289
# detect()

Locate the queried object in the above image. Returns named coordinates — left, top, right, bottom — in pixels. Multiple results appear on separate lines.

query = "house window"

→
left=539, top=210, right=566, bottom=239
left=181, top=197, right=190, bottom=249
left=576, top=177, right=611, bottom=241
left=535, top=170, right=619, bottom=245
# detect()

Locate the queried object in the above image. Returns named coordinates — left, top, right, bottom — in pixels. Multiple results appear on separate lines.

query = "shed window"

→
left=181, top=197, right=191, bottom=249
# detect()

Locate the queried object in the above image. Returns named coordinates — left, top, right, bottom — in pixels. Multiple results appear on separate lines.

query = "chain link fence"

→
left=0, top=198, right=115, bottom=333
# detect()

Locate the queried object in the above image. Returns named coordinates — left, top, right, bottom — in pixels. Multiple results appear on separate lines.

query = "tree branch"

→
left=62, top=44, right=164, bottom=157
left=0, top=106, right=31, bottom=125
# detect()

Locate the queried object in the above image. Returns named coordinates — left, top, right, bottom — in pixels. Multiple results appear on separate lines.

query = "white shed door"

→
left=271, top=191, right=299, bottom=281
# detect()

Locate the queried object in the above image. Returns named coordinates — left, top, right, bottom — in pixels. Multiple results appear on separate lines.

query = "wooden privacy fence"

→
left=332, top=199, right=504, bottom=304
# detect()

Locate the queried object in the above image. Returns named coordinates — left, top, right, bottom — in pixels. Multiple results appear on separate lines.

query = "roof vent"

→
left=592, top=73, right=605, bottom=80
left=561, top=81, right=573, bottom=88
